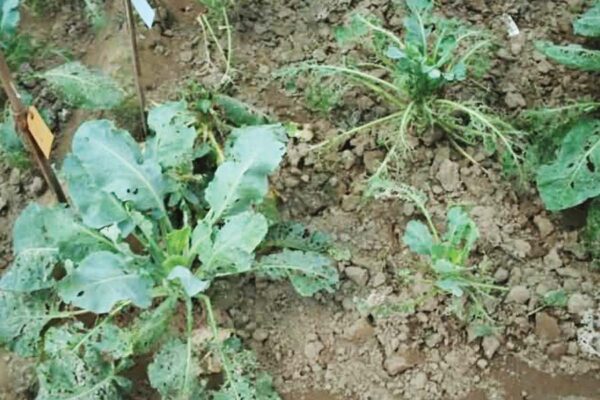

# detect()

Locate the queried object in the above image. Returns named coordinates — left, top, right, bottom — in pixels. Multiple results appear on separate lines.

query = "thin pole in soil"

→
left=123, top=0, right=148, bottom=138
left=0, top=50, right=68, bottom=204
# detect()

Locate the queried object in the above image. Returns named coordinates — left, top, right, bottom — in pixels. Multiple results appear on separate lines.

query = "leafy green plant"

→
left=368, top=178, right=504, bottom=322
left=0, top=102, right=338, bottom=398
left=282, top=0, right=524, bottom=180
left=536, top=2, right=600, bottom=71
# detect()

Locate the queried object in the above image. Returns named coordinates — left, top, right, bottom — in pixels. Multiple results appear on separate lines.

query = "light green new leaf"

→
left=0, top=290, right=57, bottom=357
left=166, top=226, right=191, bottom=256
left=255, top=250, right=338, bottom=296
left=62, top=155, right=130, bottom=229
left=36, top=350, right=127, bottom=400
left=147, top=101, right=198, bottom=168
left=535, top=41, right=600, bottom=71
left=41, top=62, right=124, bottom=109
left=200, top=211, right=268, bottom=277
left=574, top=3, right=600, bottom=37
left=0, top=248, right=58, bottom=292
left=167, top=266, right=210, bottom=297
left=536, top=120, right=600, bottom=211
left=0, top=0, right=20, bottom=36
left=444, top=207, right=478, bottom=251
left=148, top=338, right=203, bottom=399
left=58, top=251, right=153, bottom=313
left=403, top=220, right=434, bottom=255
left=205, top=125, right=287, bottom=222
left=334, top=14, right=369, bottom=45
left=72, top=120, right=167, bottom=215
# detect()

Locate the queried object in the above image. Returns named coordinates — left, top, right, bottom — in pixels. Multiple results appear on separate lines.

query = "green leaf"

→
left=131, top=295, right=178, bottom=354
left=403, top=220, right=433, bottom=255
left=205, top=125, right=287, bottom=222
left=62, top=155, right=130, bottom=229
left=536, top=120, right=600, bottom=210
left=146, top=101, right=198, bottom=169
left=263, top=221, right=331, bottom=252
left=71, top=120, right=167, bottom=215
left=0, top=0, right=20, bottom=36
left=335, top=14, right=369, bottom=45
left=584, top=199, right=600, bottom=266
left=542, top=289, right=568, bottom=308
left=0, top=248, right=58, bottom=292
left=444, top=207, right=478, bottom=252
left=36, top=350, right=127, bottom=400
left=574, top=3, right=600, bottom=37
left=0, top=109, right=23, bottom=153
left=436, top=278, right=464, bottom=297
left=148, top=338, right=203, bottom=399
left=215, top=94, right=271, bottom=127
left=536, top=41, right=600, bottom=71
left=255, top=250, right=338, bottom=296
left=386, top=46, right=406, bottom=60
left=200, top=211, right=268, bottom=277
left=167, top=266, right=210, bottom=297
left=41, top=62, right=124, bottom=109
left=405, top=0, right=433, bottom=13
left=58, top=251, right=153, bottom=313
left=0, top=290, right=57, bottom=356
left=166, top=226, right=191, bottom=256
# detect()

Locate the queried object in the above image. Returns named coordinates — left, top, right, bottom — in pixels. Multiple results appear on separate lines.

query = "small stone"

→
left=345, top=318, right=374, bottom=342
left=304, top=340, right=324, bottom=362
left=341, top=150, right=356, bottom=170
left=345, top=266, right=369, bottom=286
left=482, top=336, right=500, bottom=359
left=363, top=150, right=385, bottom=174
left=567, top=293, right=594, bottom=315
left=370, top=272, right=386, bottom=287
left=384, top=354, right=413, bottom=376
left=28, top=176, right=45, bottom=196
left=505, top=91, right=526, bottom=109
left=476, top=358, right=488, bottom=369
left=546, top=343, right=567, bottom=359
left=436, top=159, right=461, bottom=192
left=412, top=372, right=427, bottom=389
left=506, top=285, right=530, bottom=304
left=543, top=248, right=562, bottom=269
left=533, top=215, right=554, bottom=238
left=179, top=50, right=193, bottom=63
left=535, top=312, right=561, bottom=341
left=493, top=268, right=510, bottom=284
left=252, top=329, right=269, bottom=342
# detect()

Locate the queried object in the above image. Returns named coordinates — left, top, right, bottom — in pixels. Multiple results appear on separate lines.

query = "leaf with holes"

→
left=58, top=251, right=153, bottom=313
left=536, top=120, right=600, bottom=211
left=0, top=248, right=58, bottom=292
left=262, top=221, right=331, bottom=252
left=535, top=42, right=600, bottom=71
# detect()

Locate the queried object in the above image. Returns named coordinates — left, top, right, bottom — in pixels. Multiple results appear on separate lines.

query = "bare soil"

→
left=1, top=0, right=599, bottom=399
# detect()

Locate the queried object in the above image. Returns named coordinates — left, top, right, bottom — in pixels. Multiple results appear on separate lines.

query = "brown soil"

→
left=1, top=0, right=599, bottom=399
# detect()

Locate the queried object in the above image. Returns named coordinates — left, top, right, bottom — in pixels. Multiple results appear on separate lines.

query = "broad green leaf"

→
left=146, top=101, right=198, bottom=169
left=0, top=0, right=20, bottom=36
left=200, top=211, right=268, bottom=277
left=36, top=350, right=127, bottom=400
left=536, top=120, right=600, bottom=210
left=263, top=221, right=331, bottom=252
left=62, top=155, right=130, bottom=229
left=72, top=120, right=167, bottom=215
left=215, top=94, right=270, bottom=127
left=444, top=207, right=478, bottom=252
left=166, top=226, right=191, bottom=256
left=167, top=266, right=210, bottom=297
left=148, top=338, right=203, bottom=399
left=0, top=290, right=57, bottom=356
left=574, top=3, right=600, bottom=37
left=131, top=295, right=178, bottom=354
left=386, top=46, right=406, bottom=60
left=403, top=220, right=433, bottom=255
left=255, top=250, right=338, bottom=296
left=536, top=41, right=600, bottom=71
left=205, top=125, right=287, bottom=222
left=41, top=62, right=124, bottom=109
left=58, top=251, right=153, bottom=313
left=189, top=221, right=212, bottom=260
left=0, top=248, right=58, bottom=292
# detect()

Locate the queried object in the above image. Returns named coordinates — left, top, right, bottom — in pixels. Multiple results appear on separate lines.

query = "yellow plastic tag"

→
left=27, top=106, right=54, bottom=159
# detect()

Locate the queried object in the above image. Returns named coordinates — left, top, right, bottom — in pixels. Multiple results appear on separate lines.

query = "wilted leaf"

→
left=536, top=120, right=600, bottom=210
left=58, top=251, right=153, bottom=313
left=255, top=250, right=338, bottom=296
left=41, top=62, right=124, bottom=109
left=536, top=41, right=600, bottom=71
left=403, top=220, right=433, bottom=255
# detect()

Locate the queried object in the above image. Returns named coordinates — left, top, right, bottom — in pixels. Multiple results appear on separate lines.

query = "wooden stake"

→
left=0, top=51, right=68, bottom=204
left=123, top=0, right=148, bottom=138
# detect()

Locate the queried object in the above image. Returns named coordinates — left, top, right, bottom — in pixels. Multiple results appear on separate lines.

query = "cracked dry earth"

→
left=1, top=0, right=599, bottom=399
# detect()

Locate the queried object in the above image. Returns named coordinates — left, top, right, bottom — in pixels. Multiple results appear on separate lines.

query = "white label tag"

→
left=131, top=0, right=155, bottom=28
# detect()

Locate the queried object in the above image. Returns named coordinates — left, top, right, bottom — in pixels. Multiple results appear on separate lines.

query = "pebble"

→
left=28, top=177, right=45, bottom=196
left=252, top=329, right=269, bottom=342
left=533, top=215, right=554, bottom=238
left=546, top=342, right=567, bottom=359
left=345, top=318, right=374, bottom=342
left=341, top=150, right=356, bottom=170
left=179, top=50, right=193, bottom=63
left=304, top=340, right=324, bottom=362
left=534, top=312, right=561, bottom=341
left=482, top=336, right=500, bottom=359
left=363, top=150, right=384, bottom=174
left=543, top=248, right=563, bottom=269
left=345, top=266, right=369, bottom=286
left=567, top=293, right=594, bottom=315
left=506, top=285, right=530, bottom=304
left=493, top=268, right=510, bottom=284
left=436, top=159, right=461, bottom=192
left=505, top=91, right=526, bottom=109
left=384, top=354, right=413, bottom=376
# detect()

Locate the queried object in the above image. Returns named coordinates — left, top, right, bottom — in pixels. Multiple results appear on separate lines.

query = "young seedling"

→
left=0, top=102, right=338, bottom=398
left=527, top=289, right=568, bottom=317
left=368, top=178, right=506, bottom=323
left=281, top=0, right=524, bottom=180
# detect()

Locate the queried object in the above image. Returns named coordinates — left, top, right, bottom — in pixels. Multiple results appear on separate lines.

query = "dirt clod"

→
left=535, top=312, right=561, bottom=341
left=506, top=285, right=531, bottom=304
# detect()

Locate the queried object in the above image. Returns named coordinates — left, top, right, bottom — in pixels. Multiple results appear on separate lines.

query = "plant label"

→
left=131, top=0, right=155, bottom=29
left=27, top=106, right=54, bottom=159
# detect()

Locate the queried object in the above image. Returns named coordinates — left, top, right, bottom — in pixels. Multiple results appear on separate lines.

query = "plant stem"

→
left=202, top=15, right=227, bottom=66
left=202, top=124, right=224, bottom=164
left=219, top=7, right=233, bottom=86
left=182, top=296, right=194, bottom=398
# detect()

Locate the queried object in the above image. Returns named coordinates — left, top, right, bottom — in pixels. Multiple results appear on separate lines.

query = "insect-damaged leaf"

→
left=58, top=251, right=153, bottom=313
left=255, top=250, right=338, bottom=296
left=536, top=120, right=600, bottom=211
left=263, top=221, right=331, bottom=252
left=0, top=248, right=58, bottom=292
left=403, top=220, right=433, bottom=255
left=146, top=101, right=198, bottom=169
left=41, top=62, right=124, bottom=109
left=535, top=41, right=600, bottom=71
left=72, top=120, right=168, bottom=215
left=205, top=124, right=287, bottom=223
left=148, top=338, right=204, bottom=399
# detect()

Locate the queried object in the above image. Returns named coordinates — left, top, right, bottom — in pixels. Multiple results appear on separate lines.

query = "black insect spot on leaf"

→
left=77, top=291, right=84, bottom=297
left=586, top=157, right=596, bottom=173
